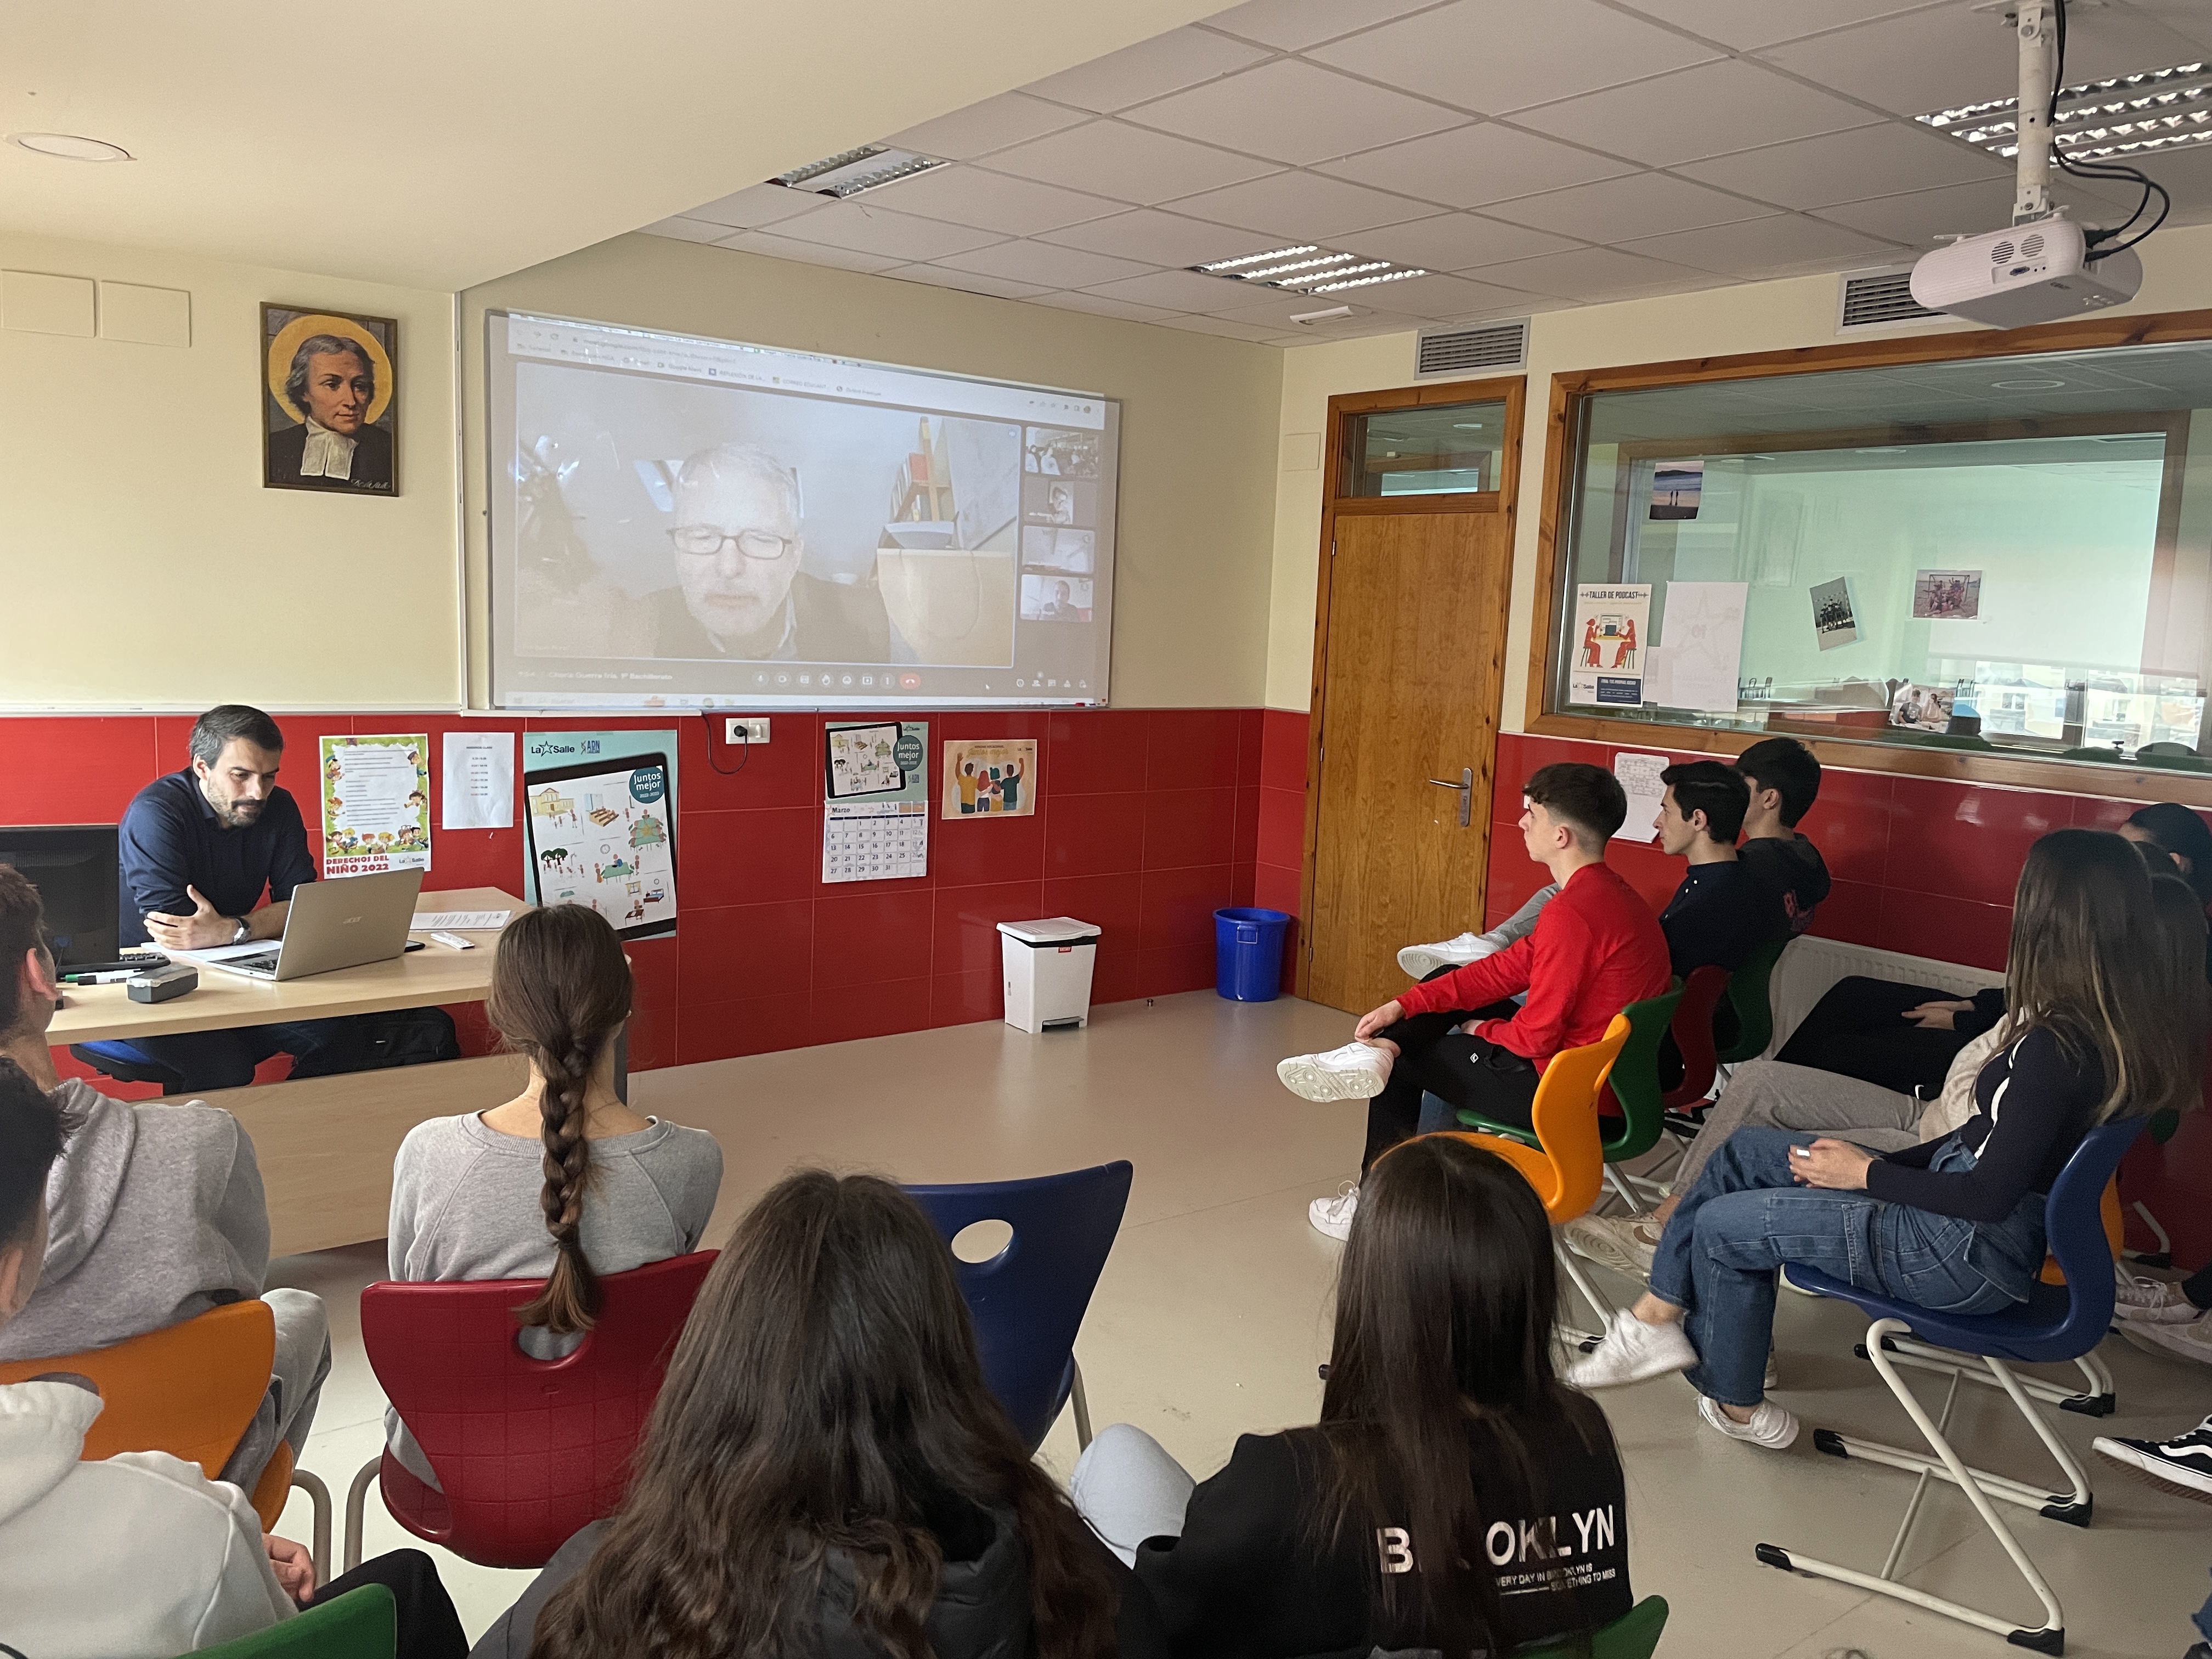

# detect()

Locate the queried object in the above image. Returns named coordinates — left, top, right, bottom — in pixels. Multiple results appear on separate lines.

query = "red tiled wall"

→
left=1253, top=709, right=1309, bottom=992
left=1483, top=730, right=2212, bottom=1273
left=4, top=707, right=1269, bottom=1078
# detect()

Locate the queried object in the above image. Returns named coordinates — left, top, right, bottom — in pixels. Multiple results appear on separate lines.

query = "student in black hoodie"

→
left=474, top=1171, right=1123, bottom=1659
left=1077, top=1135, right=1630, bottom=1659
left=1732, top=736, right=1830, bottom=936
left=1653, top=760, right=1773, bottom=975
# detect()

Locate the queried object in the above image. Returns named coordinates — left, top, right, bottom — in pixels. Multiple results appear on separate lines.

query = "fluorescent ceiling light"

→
left=770, top=145, right=944, bottom=199
left=1289, top=305, right=1355, bottom=324
left=1192, top=241, right=1425, bottom=294
left=7, top=132, right=132, bottom=161
left=1916, top=60, right=2212, bottom=164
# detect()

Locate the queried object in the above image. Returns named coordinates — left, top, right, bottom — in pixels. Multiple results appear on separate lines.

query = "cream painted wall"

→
left=461, top=233, right=1283, bottom=710
left=0, top=232, right=460, bottom=710
left=1266, top=220, right=2212, bottom=726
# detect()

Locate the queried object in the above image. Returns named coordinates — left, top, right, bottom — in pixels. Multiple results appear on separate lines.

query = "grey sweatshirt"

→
left=383, top=1111, right=723, bottom=1486
left=0, top=1080, right=269, bottom=1362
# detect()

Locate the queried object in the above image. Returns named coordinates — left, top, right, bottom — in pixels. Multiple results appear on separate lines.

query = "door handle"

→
left=1426, top=767, right=1474, bottom=827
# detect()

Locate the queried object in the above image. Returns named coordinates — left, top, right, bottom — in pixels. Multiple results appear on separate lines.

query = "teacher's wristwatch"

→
left=229, top=917, right=250, bottom=946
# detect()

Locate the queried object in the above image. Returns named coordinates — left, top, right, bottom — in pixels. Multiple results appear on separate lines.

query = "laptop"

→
left=176, top=868, right=426, bottom=981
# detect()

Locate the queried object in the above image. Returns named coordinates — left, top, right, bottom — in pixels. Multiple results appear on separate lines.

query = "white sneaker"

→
left=1764, top=1349, right=1780, bottom=1392
left=1564, top=1214, right=1662, bottom=1280
left=1278, top=1041, right=1393, bottom=1102
left=1309, top=1183, right=1358, bottom=1240
left=2115, top=1273, right=2204, bottom=1324
left=1567, top=1310, right=1697, bottom=1391
left=2117, top=1310, right=2212, bottom=1367
left=1698, top=1394, right=1799, bottom=1450
left=1397, top=932, right=1497, bottom=980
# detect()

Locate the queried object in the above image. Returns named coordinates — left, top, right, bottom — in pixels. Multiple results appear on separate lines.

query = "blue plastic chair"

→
left=1756, top=1117, right=2147, bottom=1657
left=905, top=1161, right=1133, bottom=1453
left=70, top=1039, right=188, bottom=1094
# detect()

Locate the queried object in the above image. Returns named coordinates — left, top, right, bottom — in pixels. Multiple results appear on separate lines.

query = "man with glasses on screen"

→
left=652, top=441, right=891, bottom=664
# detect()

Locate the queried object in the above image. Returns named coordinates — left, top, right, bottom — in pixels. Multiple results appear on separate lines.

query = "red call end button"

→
left=900, top=674, right=921, bottom=689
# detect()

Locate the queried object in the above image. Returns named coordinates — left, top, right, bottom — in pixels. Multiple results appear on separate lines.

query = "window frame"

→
left=1526, top=304, right=2212, bottom=808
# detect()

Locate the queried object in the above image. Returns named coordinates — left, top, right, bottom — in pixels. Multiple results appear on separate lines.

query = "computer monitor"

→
left=0, top=825, right=120, bottom=967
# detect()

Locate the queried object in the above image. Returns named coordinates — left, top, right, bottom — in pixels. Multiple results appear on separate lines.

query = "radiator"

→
left=1763, top=936, right=2004, bottom=1059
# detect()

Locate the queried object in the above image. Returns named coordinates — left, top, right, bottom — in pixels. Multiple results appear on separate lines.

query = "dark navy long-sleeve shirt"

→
left=116, top=769, right=315, bottom=946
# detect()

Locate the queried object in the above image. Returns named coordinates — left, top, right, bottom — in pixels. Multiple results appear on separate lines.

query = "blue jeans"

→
left=1649, top=1128, right=2039, bottom=1407
left=122, top=1016, right=370, bottom=1093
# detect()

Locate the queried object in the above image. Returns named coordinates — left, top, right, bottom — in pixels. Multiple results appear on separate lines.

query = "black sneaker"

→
left=2092, top=1414, right=2212, bottom=1502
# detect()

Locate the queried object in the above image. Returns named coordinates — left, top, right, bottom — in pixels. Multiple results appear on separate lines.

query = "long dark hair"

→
left=1312, top=1134, right=1608, bottom=1659
left=485, top=904, right=633, bottom=1335
left=528, top=1171, right=1117, bottom=1659
left=2009, top=828, right=2205, bottom=1121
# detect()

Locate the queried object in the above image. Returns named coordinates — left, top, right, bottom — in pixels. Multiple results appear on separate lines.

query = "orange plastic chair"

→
left=0, top=1299, right=331, bottom=1568
left=1421, top=1012, right=1632, bottom=1344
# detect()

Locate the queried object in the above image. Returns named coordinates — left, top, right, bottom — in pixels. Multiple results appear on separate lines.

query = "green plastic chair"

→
left=1712, top=936, right=1788, bottom=1065
left=1521, top=1594, right=1670, bottom=1657
left=194, top=1585, right=395, bottom=1659
left=1457, top=985, right=1682, bottom=1167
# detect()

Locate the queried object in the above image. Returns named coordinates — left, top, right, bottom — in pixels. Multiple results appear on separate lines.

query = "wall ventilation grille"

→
left=1415, top=320, right=1528, bottom=376
left=1836, top=268, right=1941, bottom=331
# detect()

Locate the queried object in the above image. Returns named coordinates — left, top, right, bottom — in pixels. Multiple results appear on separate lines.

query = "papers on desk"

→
left=412, top=910, right=512, bottom=932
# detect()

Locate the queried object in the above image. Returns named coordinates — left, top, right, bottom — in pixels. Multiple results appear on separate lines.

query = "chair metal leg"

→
left=289, top=1468, right=333, bottom=1585
left=1757, top=1317, right=2070, bottom=1655
left=1070, top=1358, right=1093, bottom=1452
left=1554, top=1237, right=1614, bottom=1350
left=1855, top=1330, right=2117, bottom=1417
left=342, top=1456, right=380, bottom=1575
left=1602, top=1164, right=1646, bottom=1216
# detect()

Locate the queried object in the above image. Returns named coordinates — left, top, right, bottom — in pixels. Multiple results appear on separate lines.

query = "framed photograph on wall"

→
left=261, top=303, right=398, bottom=495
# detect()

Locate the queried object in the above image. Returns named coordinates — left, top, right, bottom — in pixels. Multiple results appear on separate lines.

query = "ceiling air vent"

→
left=1415, top=319, right=1528, bottom=377
left=1835, top=267, right=1942, bottom=334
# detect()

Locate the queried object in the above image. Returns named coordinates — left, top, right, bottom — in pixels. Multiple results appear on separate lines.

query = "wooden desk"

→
left=52, top=887, right=533, bottom=1257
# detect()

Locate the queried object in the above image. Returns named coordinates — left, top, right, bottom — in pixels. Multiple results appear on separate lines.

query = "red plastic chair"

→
left=343, top=1251, right=715, bottom=1571
left=1661, top=964, right=1731, bottom=1111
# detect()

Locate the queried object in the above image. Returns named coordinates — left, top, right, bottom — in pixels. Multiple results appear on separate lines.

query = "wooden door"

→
left=1300, top=378, right=1523, bottom=1015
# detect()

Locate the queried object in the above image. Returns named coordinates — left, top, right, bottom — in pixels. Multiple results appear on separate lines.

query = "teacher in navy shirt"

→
left=115, top=704, right=365, bottom=1091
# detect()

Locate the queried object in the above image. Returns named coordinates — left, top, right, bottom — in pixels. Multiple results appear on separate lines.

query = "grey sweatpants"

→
left=1069, top=1423, right=1196, bottom=1567
left=1673, top=1060, right=1924, bottom=1194
left=219, top=1288, right=331, bottom=1491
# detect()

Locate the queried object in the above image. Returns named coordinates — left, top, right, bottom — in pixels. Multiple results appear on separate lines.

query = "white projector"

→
left=1909, top=215, right=2142, bottom=328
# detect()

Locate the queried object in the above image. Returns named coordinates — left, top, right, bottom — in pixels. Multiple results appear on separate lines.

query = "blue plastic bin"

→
left=1214, top=907, right=1290, bottom=1002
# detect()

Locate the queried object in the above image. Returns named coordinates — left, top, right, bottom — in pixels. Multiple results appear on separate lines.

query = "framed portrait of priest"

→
left=261, top=304, right=398, bottom=494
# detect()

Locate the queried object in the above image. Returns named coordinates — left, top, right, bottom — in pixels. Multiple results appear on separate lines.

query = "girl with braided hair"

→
left=382, top=904, right=723, bottom=1490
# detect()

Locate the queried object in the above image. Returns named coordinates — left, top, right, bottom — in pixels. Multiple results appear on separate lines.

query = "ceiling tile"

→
left=2126, top=0, right=2212, bottom=52
left=1616, top=212, right=1901, bottom=276
left=1198, top=0, right=1443, bottom=52
left=1309, top=0, right=1720, bottom=117
left=1678, top=122, right=2007, bottom=210
left=769, top=200, right=1007, bottom=262
left=862, top=166, right=1124, bottom=236
left=881, top=93, right=1090, bottom=161
left=1318, top=122, right=1638, bottom=208
left=1514, top=59, right=1881, bottom=167
left=1020, top=26, right=1271, bottom=114
left=1127, top=59, right=1466, bottom=166
left=1355, top=269, right=1553, bottom=317
left=718, top=232, right=905, bottom=275
left=1483, top=171, right=1768, bottom=240
left=986, top=121, right=1280, bottom=204
left=640, top=216, right=738, bottom=244
left=1151, top=312, right=1289, bottom=341
left=1464, top=244, right=1728, bottom=300
left=1610, top=0, right=1945, bottom=52
left=681, top=183, right=828, bottom=230
left=1081, top=268, right=1255, bottom=311
left=1035, top=206, right=1265, bottom=267
left=1030, top=290, right=1186, bottom=322
left=1805, top=177, right=2022, bottom=248
left=1351, top=212, right=1584, bottom=269
left=1758, top=4, right=2204, bottom=119
left=934, top=239, right=1158, bottom=287
left=1163, top=170, right=1444, bottom=239
left=1214, top=291, right=1413, bottom=327
left=883, top=265, right=1054, bottom=300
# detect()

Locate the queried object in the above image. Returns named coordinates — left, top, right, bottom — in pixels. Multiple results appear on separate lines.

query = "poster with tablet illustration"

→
left=521, top=730, right=679, bottom=939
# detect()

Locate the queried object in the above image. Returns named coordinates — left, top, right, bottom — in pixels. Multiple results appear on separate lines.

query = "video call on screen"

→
left=485, top=312, right=1120, bottom=710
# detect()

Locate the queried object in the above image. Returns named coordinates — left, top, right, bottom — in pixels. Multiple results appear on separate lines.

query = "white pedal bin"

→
left=997, top=917, right=1101, bottom=1033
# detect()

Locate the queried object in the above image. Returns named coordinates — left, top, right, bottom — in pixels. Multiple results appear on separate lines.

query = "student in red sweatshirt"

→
left=1280, top=763, right=1671, bottom=1239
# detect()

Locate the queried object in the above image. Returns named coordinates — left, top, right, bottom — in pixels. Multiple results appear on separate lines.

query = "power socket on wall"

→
left=724, top=717, right=772, bottom=744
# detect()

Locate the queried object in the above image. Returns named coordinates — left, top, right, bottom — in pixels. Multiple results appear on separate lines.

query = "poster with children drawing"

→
left=321, top=733, right=431, bottom=877
left=943, top=740, right=1038, bottom=819
left=520, top=729, right=679, bottom=940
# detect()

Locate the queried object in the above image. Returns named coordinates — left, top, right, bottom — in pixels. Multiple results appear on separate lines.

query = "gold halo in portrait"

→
left=266, top=313, right=393, bottom=426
